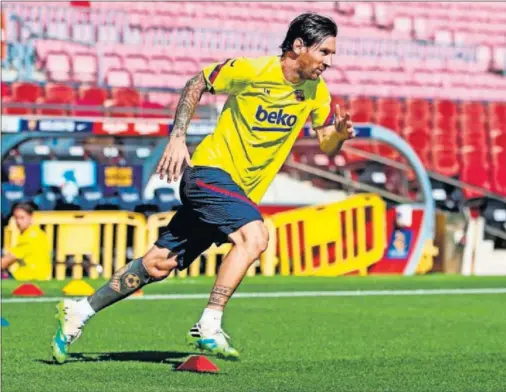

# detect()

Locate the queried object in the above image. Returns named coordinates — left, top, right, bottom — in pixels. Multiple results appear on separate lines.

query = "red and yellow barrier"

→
left=3, top=194, right=386, bottom=279
left=268, top=194, right=386, bottom=276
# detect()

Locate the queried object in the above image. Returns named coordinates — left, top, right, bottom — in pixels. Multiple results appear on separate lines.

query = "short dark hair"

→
left=280, top=13, right=338, bottom=55
left=12, top=201, right=37, bottom=215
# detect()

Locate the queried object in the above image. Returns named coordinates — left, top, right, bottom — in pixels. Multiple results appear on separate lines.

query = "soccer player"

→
left=1, top=202, right=52, bottom=281
left=51, top=12, right=355, bottom=363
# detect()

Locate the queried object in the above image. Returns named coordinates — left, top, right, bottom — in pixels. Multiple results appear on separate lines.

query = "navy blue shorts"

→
left=154, top=166, right=263, bottom=270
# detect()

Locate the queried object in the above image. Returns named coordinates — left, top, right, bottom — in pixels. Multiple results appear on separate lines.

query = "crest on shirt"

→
left=294, top=90, right=305, bottom=102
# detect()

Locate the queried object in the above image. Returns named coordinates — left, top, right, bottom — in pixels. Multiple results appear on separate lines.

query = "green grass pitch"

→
left=1, top=275, right=506, bottom=392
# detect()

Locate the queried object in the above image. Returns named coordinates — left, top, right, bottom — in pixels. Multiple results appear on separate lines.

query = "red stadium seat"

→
left=79, top=86, right=108, bottom=102
left=377, top=144, right=400, bottom=161
left=3, top=82, right=42, bottom=115
left=405, top=132, right=430, bottom=151
left=460, top=166, right=491, bottom=199
left=377, top=114, right=402, bottom=134
left=492, top=147, right=506, bottom=164
left=491, top=134, right=506, bottom=149
left=432, top=147, right=460, bottom=177
left=376, top=97, right=403, bottom=117
left=1, top=82, right=11, bottom=98
left=405, top=98, right=430, bottom=124
left=403, top=124, right=429, bottom=140
left=461, top=149, right=489, bottom=171
left=462, top=137, right=488, bottom=152
left=36, top=84, right=76, bottom=116
left=12, top=82, right=42, bottom=102
left=112, top=87, right=141, bottom=107
left=461, top=118, right=487, bottom=142
left=460, top=101, right=486, bottom=122
left=434, top=116, right=458, bottom=134
left=349, top=96, right=374, bottom=122
left=73, top=86, right=108, bottom=117
left=461, top=129, right=488, bottom=150
left=330, top=96, right=348, bottom=112
left=108, top=87, right=141, bottom=117
left=491, top=166, right=506, bottom=196
left=434, top=99, right=457, bottom=118
left=488, top=102, right=506, bottom=128
left=45, top=83, right=75, bottom=102
left=432, top=129, right=458, bottom=150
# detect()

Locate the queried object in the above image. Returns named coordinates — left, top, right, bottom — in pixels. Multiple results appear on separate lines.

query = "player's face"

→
left=298, top=36, right=336, bottom=81
left=13, top=209, right=32, bottom=232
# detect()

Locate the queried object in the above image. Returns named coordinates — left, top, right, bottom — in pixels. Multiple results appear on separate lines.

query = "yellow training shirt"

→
left=192, top=56, right=334, bottom=203
left=8, top=225, right=52, bottom=281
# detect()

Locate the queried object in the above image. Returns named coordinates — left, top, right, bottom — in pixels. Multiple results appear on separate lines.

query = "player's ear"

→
left=293, top=38, right=305, bottom=55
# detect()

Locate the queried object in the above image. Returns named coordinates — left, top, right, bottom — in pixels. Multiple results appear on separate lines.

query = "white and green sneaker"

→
left=51, top=300, right=85, bottom=364
left=186, top=323, right=239, bottom=360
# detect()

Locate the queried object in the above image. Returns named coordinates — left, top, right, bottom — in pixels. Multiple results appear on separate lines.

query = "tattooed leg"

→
left=87, top=258, right=161, bottom=312
left=207, top=285, right=234, bottom=311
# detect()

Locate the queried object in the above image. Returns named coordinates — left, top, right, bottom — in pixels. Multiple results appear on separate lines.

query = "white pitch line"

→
left=2, top=288, right=506, bottom=304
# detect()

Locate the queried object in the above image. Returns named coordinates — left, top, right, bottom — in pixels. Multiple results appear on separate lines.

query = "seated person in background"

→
left=1, top=202, right=52, bottom=281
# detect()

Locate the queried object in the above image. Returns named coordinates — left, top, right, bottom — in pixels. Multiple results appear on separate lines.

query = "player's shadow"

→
left=37, top=350, right=194, bottom=368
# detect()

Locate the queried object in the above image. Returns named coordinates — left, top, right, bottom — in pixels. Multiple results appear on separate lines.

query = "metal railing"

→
left=289, top=140, right=506, bottom=242
left=295, top=139, right=506, bottom=205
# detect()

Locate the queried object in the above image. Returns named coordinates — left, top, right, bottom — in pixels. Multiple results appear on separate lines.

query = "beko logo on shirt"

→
left=255, top=105, right=297, bottom=127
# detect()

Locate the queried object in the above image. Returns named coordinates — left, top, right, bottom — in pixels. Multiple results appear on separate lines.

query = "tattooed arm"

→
left=156, top=72, right=208, bottom=182
left=171, top=72, right=208, bottom=138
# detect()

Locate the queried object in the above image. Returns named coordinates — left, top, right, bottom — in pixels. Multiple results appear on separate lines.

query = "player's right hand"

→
left=334, top=104, right=355, bottom=141
left=156, top=136, right=192, bottom=183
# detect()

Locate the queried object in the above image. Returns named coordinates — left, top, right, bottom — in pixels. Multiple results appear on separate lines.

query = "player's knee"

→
left=244, top=222, right=269, bottom=259
left=142, top=246, right=178, bottom=280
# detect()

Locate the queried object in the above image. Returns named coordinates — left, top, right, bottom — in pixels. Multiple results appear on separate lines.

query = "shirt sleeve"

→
left=310, top=79, right=334, bottom=129
left=202, top=57, right=256, bottom=95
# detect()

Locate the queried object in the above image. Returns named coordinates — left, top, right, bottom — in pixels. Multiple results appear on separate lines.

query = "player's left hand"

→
left=334, top=104, right=355, bottom=141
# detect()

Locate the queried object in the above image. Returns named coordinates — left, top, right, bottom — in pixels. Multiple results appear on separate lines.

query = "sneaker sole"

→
left=186, top=334, right=239, bottom=360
